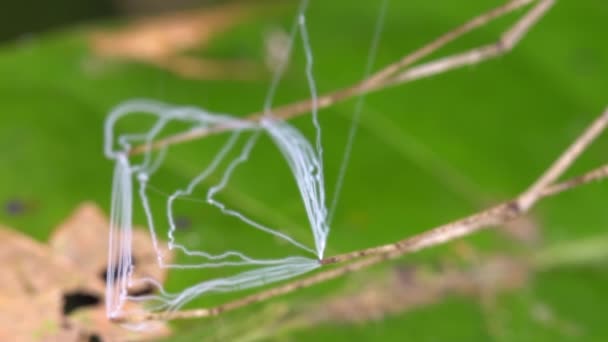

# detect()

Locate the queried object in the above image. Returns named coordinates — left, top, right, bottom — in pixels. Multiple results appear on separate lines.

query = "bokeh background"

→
left=0, top=0, right=231, bottom=42
left=1, top=0, right=608, bottom=341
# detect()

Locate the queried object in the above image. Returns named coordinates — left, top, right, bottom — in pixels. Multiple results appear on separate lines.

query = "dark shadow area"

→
left=0, top=0, right=116, bottom=41
left=62, top=290, right=101, bottom=315
left=0, top=0, right=231, bottom=42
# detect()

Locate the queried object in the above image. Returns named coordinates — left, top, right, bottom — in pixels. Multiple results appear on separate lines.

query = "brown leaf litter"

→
left=0, top=202, right=173, bottom=342
left=89, top=2, right=263, bottom=81
left=315, top=255, right=530, bottom=324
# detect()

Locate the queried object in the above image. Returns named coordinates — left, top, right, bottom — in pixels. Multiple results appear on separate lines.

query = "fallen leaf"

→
left=69, top=306, right=170, bottom=342
left=50, top=202, right=173, bottom=296
left=0, top=225, right=100, bottom=297
left=0, top=289, right=66, bottom=342
left=0, top=203, right=174, bottom=341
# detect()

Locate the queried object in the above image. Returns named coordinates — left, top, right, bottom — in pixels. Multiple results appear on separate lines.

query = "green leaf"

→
left=1, top=1, right=608, bottom=341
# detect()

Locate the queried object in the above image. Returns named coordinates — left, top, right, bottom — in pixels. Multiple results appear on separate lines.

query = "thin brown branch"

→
left=112, top=255, right=384, bottom=323
left=115, top=107, right=608, bottom=323
left=518, top=107, right=608, bottom=210
left=321, top=201, right=519, bottom=266
left=113, top=165, right=608, bottom=324
left=383, top=0, right=555, bottom=89
left=322, top=107, right=608, bottom=265
left=129, top=0, right=551, bottom=156
left=362, top=0, right=536, bottom=86
left=541, top=164, right=608, bottom=197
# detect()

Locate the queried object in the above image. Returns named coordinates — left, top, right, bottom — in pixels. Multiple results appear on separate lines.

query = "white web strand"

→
left=263, top=0, right=310, bottom=113
left=105, top=153, right=133, bottom=316
left=104, top=101, right=326, bottom=318
left=328, top=0, right=389, bottom=223
left=128, top=257, right=320, bottom=314
left=205, top=132, right=317, bottom=255
left=103, top=0, right=334, bottom=319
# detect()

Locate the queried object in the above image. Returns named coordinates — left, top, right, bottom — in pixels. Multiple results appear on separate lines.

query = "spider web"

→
left=103, top=0, right=388, bottom=323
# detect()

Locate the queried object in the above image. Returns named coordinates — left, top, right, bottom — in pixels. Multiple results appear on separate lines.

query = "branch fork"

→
left=112, top=0, right=608, bottom=324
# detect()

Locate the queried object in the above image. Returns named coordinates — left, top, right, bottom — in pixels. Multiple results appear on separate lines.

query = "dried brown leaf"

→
left=0, top=203, right=174, bottom=341
left=0, top=225, right=101, bottom=297
left=50, top=202, right=173, bottom=295
left=69, top=305, right=171, bottom=341
left=0, top=289, right=66, bottom=342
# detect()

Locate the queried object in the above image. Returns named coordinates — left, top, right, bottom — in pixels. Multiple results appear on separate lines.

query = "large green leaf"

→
left=1, top=0, right=608, bottom=340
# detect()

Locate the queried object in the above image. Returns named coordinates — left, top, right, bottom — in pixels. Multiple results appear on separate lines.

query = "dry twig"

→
left=115, top=107, right=608, bottom=324
left=129, top=0, right=554, bottom=155
left=111, top=0, right=608, bottom=324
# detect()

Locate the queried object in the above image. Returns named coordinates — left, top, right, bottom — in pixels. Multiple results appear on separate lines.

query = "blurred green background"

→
left=1, top=0, right=608, bottom=341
